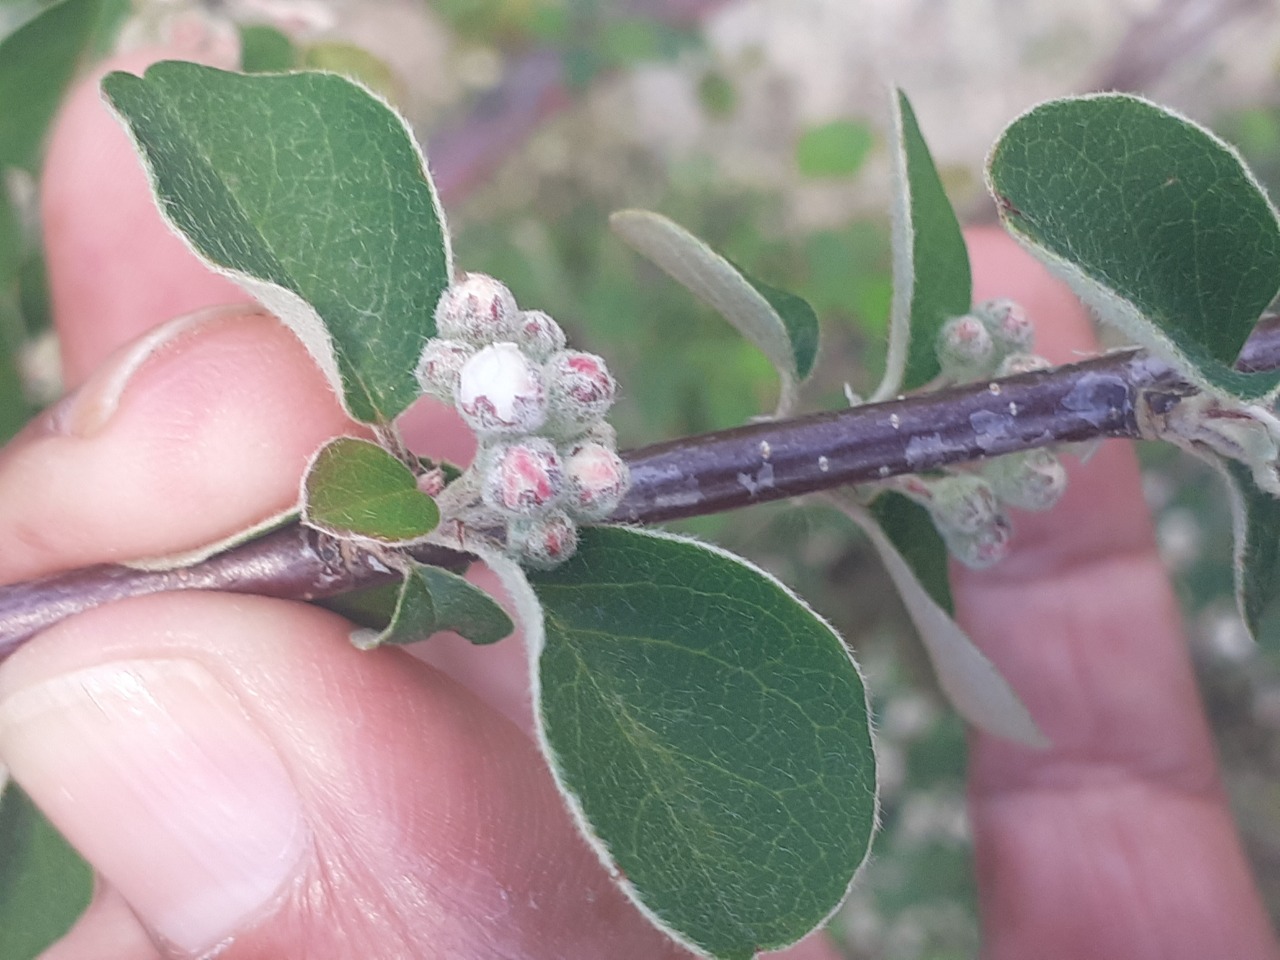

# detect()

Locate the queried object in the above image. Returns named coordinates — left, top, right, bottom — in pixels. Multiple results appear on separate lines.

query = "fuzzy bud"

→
left=414, top=338, right=475, bottom=401
left=508, top=509, right=579, bottom=569
left=927, top=474, right=1002, bottom=535
left=563, top=441, right=630, bottom=520
left=482, top=438, right=564, bottom=516
left=995, top=352, right=1051, bottom=377
left=545, top=350, right=617, bottom=434
left=941, top=517, right=1012, bottom=569
left=975, top=298, right=1034, bottom=354
left=435, top=273, right=519, bottom=343
left=513, top=309, right=567, bottom=360
left=983, top=449, right=1067, bottom=512
left=456, top=342, right=547, bottom=436
left=936, top=314, right=996, bottom=380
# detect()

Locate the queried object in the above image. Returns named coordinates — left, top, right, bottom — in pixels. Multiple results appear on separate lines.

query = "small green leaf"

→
left=833, top=491, right=1045, bottom=746
left=239, top=24, right=296, bottom=73
left=874, top=89, right=971, bottom=400
left=102, top=62, right=453, bottom=423
left=350, top=562, right=513, bottom=649
left=0, top=0, right=102, bottom=171
left=413, top=563, right=513, bottom=645
left=795, top=119, right=874, bottom=178
left=0, top=781, right=94, bottom=958
left=521, top=527, right=877, bottom=959
left=609, top=209, right=819, bottom=415
left=988, top=93, right=1280, bottom=401
left=302, top=437, right=439, bottom=543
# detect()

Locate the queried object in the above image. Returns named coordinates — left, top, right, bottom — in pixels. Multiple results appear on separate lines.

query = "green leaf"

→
left=0, top=0, right=103, bottom=171
left=519, top=527, right=877, bottom=959
left=795, top=119, right=874, bottom=178
left=350, top=562, right=513, bottom=649
left=874, top=89, right=971, bottom=400
left=0, top=781, right=93, bottom=958
left=1197, top=456, right=1280, bottom=646
left=102, top=62, right=453, bottom=423
left=832, top=491, right=1045, bottom=746
left=988, top=93, right=1280, bottom=401
left=870, top=490, right=953, bottom=613
left=302, top=437, right=439, bottom=543
left=609, top=209, right=819, bottom=416
left=239, top=24, right=296, bottom=73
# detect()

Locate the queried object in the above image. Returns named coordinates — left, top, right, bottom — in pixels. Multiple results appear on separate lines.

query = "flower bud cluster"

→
left=415, top=273, right=629, bottom=568
left=935, top=298, right=1047, bottom=384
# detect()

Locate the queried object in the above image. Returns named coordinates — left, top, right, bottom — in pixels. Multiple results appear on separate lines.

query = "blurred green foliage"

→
left=796, top=119, right=876, bottom=178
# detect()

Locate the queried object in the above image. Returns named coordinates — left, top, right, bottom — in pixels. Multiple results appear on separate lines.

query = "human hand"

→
left=955, top=228, right=1280, bottom=960
left=0, top=48, right=843, bottom=960
left=2, top=44, right=1275, bottom=960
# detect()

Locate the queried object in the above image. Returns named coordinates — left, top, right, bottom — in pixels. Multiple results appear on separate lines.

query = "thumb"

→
left=0, top=592, right=697, bottom=959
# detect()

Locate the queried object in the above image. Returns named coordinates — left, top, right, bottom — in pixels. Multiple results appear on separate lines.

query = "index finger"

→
left=956, top=227, right=1277, bottom=959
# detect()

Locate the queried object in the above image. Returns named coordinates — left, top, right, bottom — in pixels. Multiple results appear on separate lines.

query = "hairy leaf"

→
left=610, top=209, right=819, bottom=416
left=520, top=527, right=877, bottom=959
left=836, top=491, right=1045, bottom=746
left=1197, top=456, right=1280, bottom=646
left=874, top=88, right=971, bottom=400
left=989, top=94, right=1280, bottom=401
left=0, top=782, right=93, bottom=959
left=302, top=437, right=438, bottom=543
left=102, top=62, right=453, bottom=423
left=350, top=562, right=513, bottom=649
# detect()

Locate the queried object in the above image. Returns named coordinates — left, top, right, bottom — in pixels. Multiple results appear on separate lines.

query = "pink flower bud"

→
left=508, top=509, right=579, bottom=569
left=456, top=343, right=547, bottom=436
left=414, top=338, right=475, bottom=401
left=434, top=273, right=519, bottom=343
left=563, top=441, right=630, bottom=520
left=482, top=438, right=564, bottom=516
left=936, top=315, right=995, bottom=379
left=545, top=350, right=616, bottom=433
left=513, top=309, right=567, bottom=360
left=975, top=298, right=1034, bottom=354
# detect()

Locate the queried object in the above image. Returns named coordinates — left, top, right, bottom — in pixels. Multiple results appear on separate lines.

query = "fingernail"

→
left=0, top=658, right=306, bottom=954
left=47, top=305, right=263, bottom=438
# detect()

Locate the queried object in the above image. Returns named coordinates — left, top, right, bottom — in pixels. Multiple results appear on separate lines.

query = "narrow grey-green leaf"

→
left=831, top=490, right=1045, bottom=746
left=610, top=209, right=818, bottom=415
left=988, top=94, right=1280, bottom=401
left=239, top=23, right=296, bottom=73
left=0, top=782, right=93, bottom=959
left=1195, top=455, right=1280, bottom=646
left=874, top=88, right=971, bottom=400
left=0, top=0, right=102, bottom=171
left=870, top=490, right=953, bottom=614
left=102, top=62, right=453, bottom=423
left=522, top=526, right=877, bottom=959
left=349, top=562, right=513, bottom=649
left=302, top=437, right=439, bottom=543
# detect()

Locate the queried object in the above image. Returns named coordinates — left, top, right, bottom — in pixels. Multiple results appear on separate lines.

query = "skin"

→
left=0, top=47, right=1276, bottom=960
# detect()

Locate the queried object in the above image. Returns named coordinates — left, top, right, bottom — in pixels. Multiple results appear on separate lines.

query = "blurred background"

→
left=10, top=0, right=1280, bottom=955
